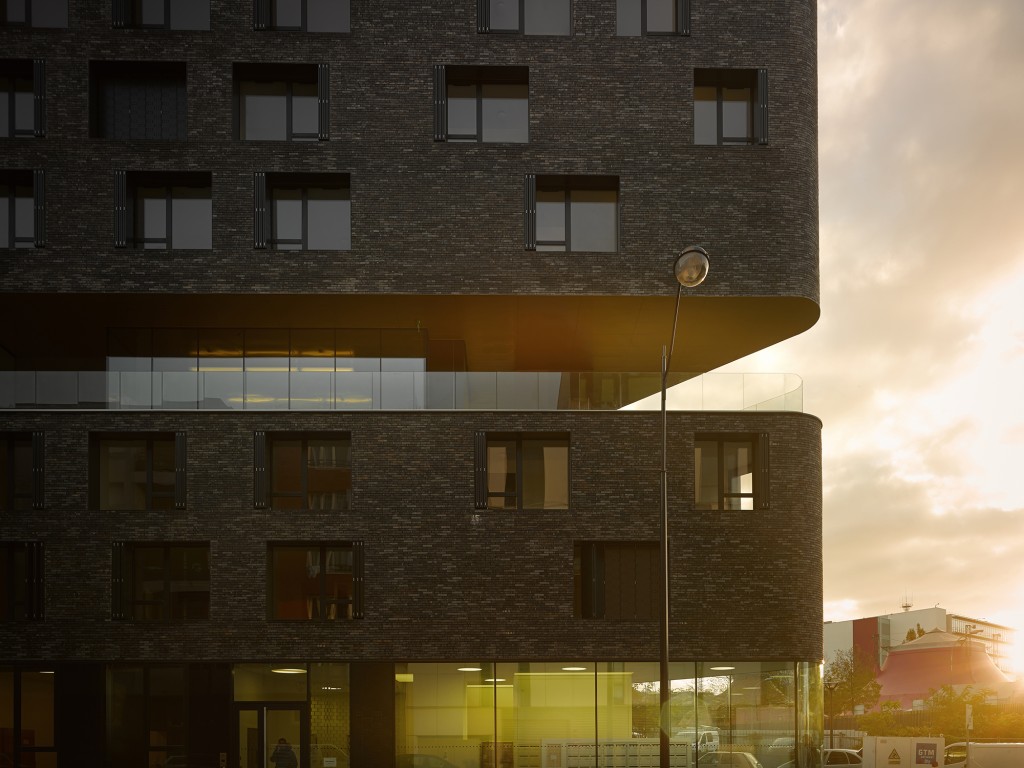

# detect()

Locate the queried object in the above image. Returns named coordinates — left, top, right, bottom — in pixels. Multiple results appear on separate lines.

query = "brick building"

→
left=1, top=1, right=822, bottom=766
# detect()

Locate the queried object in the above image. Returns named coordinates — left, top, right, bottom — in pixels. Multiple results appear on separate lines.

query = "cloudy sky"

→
left=717, top=0, right=1024, bottom=670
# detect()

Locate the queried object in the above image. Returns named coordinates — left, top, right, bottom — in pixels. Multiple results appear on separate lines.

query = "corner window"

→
left=1, top=169, right=44, bottom=248
left=524, top=174, right=619, bottom=252
left=616, top=0, right=690, bottom=36
left=433, top=65, right=528, bottom=143
left=235, top=62, right=329, bottom=141
left=254, top=432, right=352, bottom=510
left=476, top=0, right=571, bottom=35
left=694, top=68, right=768, bottom=146
left=694, top=433, right=768, bottom=510
left=114, top=171, right=212, bottom=249
left=1, top=59, right=44, bottom=137
left=111, top=543, right=210, bottom=621
left=91, top=432, right=186, bottom=510
left=106, top=665, right=186, bottom=768
left=112, top=0, right=210, bottom=29
left=1, top=0, right=68, bottom=27
left=574, top=541, right=658, bottom=620
left=474, top=431, right=569, bottom=510
left=0, top=542, right=44, bottom=619
left=254, top=0, right=349, bottom=32
left=90, top=61, right=187, bottom=140
left=1, top=431, right=43, bottom=510
left=268, top=542, right=364, bottom=620
left=254, top=173, right=351, bottom=250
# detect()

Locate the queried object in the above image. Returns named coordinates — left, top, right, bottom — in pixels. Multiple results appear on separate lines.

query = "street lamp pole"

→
left=823, top=679, right=838, bottom=750
left=660, top=246, right=710, bottom=768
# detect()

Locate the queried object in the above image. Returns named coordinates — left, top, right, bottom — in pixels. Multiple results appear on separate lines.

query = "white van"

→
left=944, top=742, right=1024, bottom=768
left=673, top=727, right=721, bottom=755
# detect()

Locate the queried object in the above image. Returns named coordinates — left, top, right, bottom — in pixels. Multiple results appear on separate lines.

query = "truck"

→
left=943, top=742, right=1024, bottom=768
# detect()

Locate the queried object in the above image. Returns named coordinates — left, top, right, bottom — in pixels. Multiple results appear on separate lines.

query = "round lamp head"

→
left=674, top=246, right=710, bottom=288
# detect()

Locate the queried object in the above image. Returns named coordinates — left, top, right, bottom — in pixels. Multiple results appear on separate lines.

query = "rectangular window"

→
left=0, top=542, right=44, bottom=619
left=91, top=432, right=186, bottom=510
left=254, top=172, right=351, bottom=250
left=574, top=541, right=658, bottom=620
left=106, top=665, right=186, bottom=768
left=1, top=59, right=43, bottom=137
left=112, top=0, right=210, bottom=29
left=524, top=174, right=619, bottom=252
left=235, top=62, right=329, bottom=141
left=111, top=543, right=210, bottom=621
left=477, top=0, right=571, bottom=35
left=254, top=431, right=352, bottom=510
left=694, top=433, right=768, bottom=510
left=0, top=169, right=43, bottom=248
left=0, top=669, right=56, bottom=768
left=1, top=0, right=68, bottom=27
left=268, top=542, right=363, bottom=620
left=433, top=65, right=528, bottom=143
left=90, top=61, right=187, bottom=140
left=1, top=431, right=43, bottom=510
left=474, top=431, right=569, bottom=510
left=116, top=172, right=212, bottom=249
left=694, top=68, right=768, bottom=146
left=616, top=0, right=690, bottom=36
left=254, top=0, right=349, bottom=32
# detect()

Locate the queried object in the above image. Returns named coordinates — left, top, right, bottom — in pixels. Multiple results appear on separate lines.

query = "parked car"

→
left=697, top=751, right=764, bottom=768
left=778, top=748, right=861, bottom=768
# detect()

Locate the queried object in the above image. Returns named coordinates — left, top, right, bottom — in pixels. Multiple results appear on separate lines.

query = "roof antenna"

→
left=901, top=593, right=913, bottom=612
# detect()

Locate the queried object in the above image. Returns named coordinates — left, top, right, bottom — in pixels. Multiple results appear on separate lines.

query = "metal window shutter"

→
left=253, top=0, right=269, bottom=29
left=254, top=172, right=268, bottom=248
left=112, top=0, right=127, bottom=27
left=476, top=0, right=489, bottom=32
left=27, top=542, right=45, bottom=619
left=111, top=542, right=125, bottom=620
left=254, top=431, right=269, bottom=508
left=317, top=64, right=330, bottom=141
left=679, top=0, right=691, bottom=36
left=433, top=64, right=447, bottom=141
left=352, top=541, right=365, bottom=619
left=757, top=432, right=770, bottom=509
left=31, top=431, right=44, bottom=509
left=114, top=170, right=128, bottom=247
left=473, top=431, right=488, bottom=509
left=174, top=431, right=187, bottom=509
left=32, top=170, right=45, bottom=247
left=756, top=68, right=769, bottom=145
left=523, top=174, right=537, bottom=251
left=33, top=59, right=45, bottom=136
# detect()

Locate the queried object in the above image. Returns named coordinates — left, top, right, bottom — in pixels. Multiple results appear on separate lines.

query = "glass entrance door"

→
left=236, top=705, right=305, bottom=768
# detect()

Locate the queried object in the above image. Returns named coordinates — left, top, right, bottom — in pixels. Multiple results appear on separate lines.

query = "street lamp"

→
left=660, top=246, right=710, bottom=768
left=823, top=678, right=839, bottom=750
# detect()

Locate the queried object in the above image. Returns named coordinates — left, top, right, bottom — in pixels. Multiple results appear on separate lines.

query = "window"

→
left=112, top=0, right=209, bottom=29
left=616, top=0, right=689, bottom=36
left=1, top=59, right=44, bottom=137
left=1, top=0, right=68, bottom=27
left=476, top=0, right=571, bottom=35
left=694, top=433, right=768, bottom=510
left=432, top=65, right=528, bottom=143
left=235, top=63, right=329, bottom=141
left=524, top=174, right=619, bottom=252
left=254, top=432, right=352, bottom=510
left=694, top=68, right=768, bottom=146
left=0, top=542, right=44, bottom=619
left=268, top=542, right=364, bottom=620
left=254, top=0, right=349, bottom=32
left=1, top=169, right=44, bottom=248
left=90, top=61, right=187, bottom=140
left=574, top=541, right=658, bottom=620
left=0, top=431, right=43, bottom=510
left=106, top=665, right=186, bottom=768
left=114, top=171, right=212, bottom=249
left=474, top=431, right=569, bottom=510
left=91, top=432, right=186, bottom=510
left=111, top=543, right=210, bottom=620
left=254, top=172, right=351, bottom=250
left=0, top=669, right=56, bottom=767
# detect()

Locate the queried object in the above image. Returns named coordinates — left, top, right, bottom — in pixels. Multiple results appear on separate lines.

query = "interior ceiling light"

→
left=709, top=666, right=735, bottom=671
left=457, top=667, right=483, bottom=672
left=484, top=678, right=506, bottom=683
left=562, top=666, right=587, bottom=672
left=271, top=666, right=307, bottom=674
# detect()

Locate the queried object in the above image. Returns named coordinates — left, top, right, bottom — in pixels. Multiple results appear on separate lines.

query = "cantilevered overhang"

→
left=0, top=293, right=819, bottom=374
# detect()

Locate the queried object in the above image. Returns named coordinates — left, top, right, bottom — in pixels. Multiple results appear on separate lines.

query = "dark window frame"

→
left=524, top=174, right=620, bottom=252
left=90, top=431, right=187, bottom=510
left=105, top=664, right=188, bottom=766
left=574, top=540, right=658, bottom=620
left=617, top=0, right=691, bottom=36
left=0, top=541, right=44, bottom=620
left=0, top=0, right=68, bottom=28
left=693, top=432, right=769, bottom=510
left=694, top=68, right=768, bottom=146
left=253, top=172, right=352, bottom=250
left=474, top=431, right=570, bottom=511
left=253, top=430, right=353, bottom=510
left=112, top=0, right=211, bottom=29
left=234, top=62, right=329, bottom=142
left=111, top=542, right=210, bottom=621
left=1, top=168, right=44, bottom=248
left=476, top=0, right=572, bottom=35
left=114, top=171, right=212, bottom=250
left=1, top=668, right=57, bottom=767
left=1, top=59, right=44, bottom=137
left=89, top=60, right=187, bottom=141
left=432, top=64, right=529, bottom=143
left=253, top=0, right=350, bottom=32
left=0, top=431, right=44, bottom=510
left=267, top=541, right=364, bottom=621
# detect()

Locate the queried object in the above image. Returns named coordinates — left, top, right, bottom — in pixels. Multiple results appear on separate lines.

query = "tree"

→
left=924, top=685, right=994, bottom=740
left=903, top=623, right=926, bottom=643
left=824, top=648, right=882, bottom=715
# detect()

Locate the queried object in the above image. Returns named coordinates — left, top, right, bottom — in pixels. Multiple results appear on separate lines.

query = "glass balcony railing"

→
left=0, top=370, right=803, bottom=412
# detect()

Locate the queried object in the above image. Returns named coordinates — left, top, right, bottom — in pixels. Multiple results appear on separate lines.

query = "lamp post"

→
left=823, top=678, right=838, bottom=750
left=660, top=246, right=710, bottom=768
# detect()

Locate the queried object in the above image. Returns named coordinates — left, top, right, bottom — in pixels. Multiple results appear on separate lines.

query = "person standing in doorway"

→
left=270, top=737, right=297, bottom=768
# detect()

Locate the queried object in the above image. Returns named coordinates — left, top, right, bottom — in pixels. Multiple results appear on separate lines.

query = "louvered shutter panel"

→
left=679, top=0, right=691, bottom=35
left=254, top=172, right=268, bottom=248
left=253, top=0, right=270, bottom=29
left=26, top=542, right=44, bottom=619
left=33, top=59, right=45, bottom=136
left=473, top=431, right=488, bottom=509
left=32, top=170, right=45, bottom=247
left=112, top=0, right=127, bottom=27
left=111, top=542, right=126, bottom=619
left=433, top=65, right=447, bottom=141
left=317, top=64, right=330, bottom=141
left=114, top=171, right=128, bottom=247
left=174, top=431, right=187, bottom=509
left=757, top=432, right=770, bottom=509
left=31, top=431, right=44, bottom=510
left=476, top=0, right=489, bottom=32
left=523, top=174, right=537, bottom=251
left=352, top=541, right=365, bottom=619
left=254, top=431, right=269, bottom=508
left=755, top=69, right=769, bottom=145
